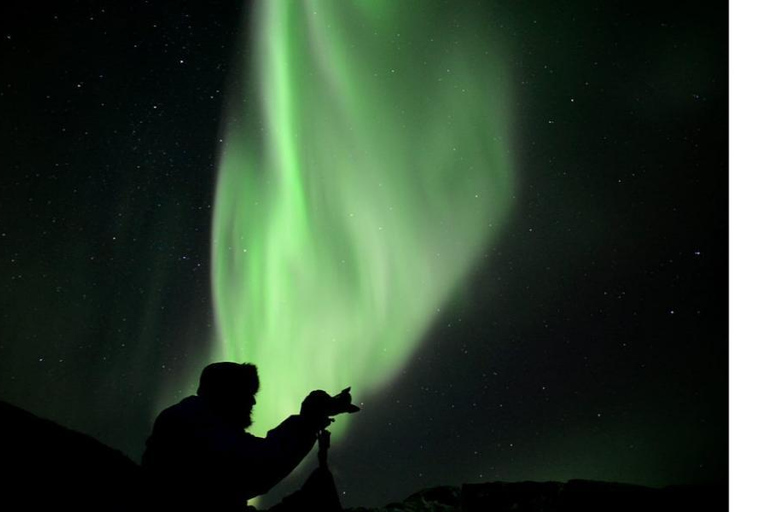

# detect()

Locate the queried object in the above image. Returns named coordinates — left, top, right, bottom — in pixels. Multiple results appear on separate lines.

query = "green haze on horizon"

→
left=211, top=0, right=513, bottom=437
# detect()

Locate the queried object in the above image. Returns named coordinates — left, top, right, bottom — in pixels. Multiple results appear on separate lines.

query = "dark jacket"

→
left=142, top=395, right=317, bottom=511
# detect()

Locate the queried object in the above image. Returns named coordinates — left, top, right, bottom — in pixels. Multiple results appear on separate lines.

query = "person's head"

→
left=197, top=362, right=259, bottom=429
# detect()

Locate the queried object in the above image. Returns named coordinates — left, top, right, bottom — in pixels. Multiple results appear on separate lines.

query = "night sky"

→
left=0, top=1, right=727, bottom=509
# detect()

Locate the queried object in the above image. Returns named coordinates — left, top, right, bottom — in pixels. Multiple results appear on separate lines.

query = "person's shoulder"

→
left=156, top=395, right=203, bottom=424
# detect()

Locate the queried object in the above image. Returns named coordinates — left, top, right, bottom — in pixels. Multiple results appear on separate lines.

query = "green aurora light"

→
left=211, top=0, right=513, bottom=437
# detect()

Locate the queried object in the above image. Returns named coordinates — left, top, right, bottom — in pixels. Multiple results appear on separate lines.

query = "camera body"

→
left=302, top=387, right=360, bottom=419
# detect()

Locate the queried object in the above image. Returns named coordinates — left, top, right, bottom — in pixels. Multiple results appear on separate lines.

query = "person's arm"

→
left=234, top=389, right=350, bottom=497
left=236, top=414, right=323, bottom=497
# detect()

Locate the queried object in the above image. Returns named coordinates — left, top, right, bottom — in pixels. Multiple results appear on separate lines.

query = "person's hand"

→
left=301, top=390, right=333, bottom=431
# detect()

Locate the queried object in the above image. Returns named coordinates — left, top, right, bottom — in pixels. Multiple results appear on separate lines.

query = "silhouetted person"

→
left=142, top=362, right=358, bottom=512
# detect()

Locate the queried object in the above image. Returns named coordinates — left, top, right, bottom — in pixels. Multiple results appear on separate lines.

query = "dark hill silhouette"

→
left=0, top=400, right=143, bottom=511
left=0, top=400, right=726, bottom=511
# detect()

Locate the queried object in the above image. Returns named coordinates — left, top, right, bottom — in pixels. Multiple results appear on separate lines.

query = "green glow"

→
left=212, top=1, right=512, bottom=437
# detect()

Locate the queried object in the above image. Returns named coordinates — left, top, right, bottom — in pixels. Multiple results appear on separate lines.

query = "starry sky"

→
left=0, top=1, right=727, bottom=508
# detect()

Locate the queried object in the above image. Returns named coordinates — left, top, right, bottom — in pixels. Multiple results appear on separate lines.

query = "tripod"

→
left=317, top=429, right=331, bottom=469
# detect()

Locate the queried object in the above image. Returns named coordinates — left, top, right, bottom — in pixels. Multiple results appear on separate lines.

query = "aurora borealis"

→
left=0, top=1, right=728, bottom=509
left=212, top=1, right=511, bottom=436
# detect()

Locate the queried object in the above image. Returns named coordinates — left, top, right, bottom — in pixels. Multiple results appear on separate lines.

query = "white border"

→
left=730, top=2, right=768, bottom=510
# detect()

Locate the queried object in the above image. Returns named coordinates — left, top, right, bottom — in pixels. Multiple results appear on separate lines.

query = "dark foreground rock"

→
left=1, top=400, right=726, bottom=511
left=345, top=479, right=727, bottom=512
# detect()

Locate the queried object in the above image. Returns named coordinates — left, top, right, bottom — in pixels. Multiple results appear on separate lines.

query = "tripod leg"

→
left=317, top=429, right=330, bottom=469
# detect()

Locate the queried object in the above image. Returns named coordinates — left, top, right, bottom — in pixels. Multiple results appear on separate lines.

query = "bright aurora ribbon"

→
left=211, top=0, right=513, bottom=437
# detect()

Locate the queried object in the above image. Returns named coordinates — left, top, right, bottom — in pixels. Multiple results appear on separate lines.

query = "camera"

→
left=302, top=387, right=360, bottom=419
